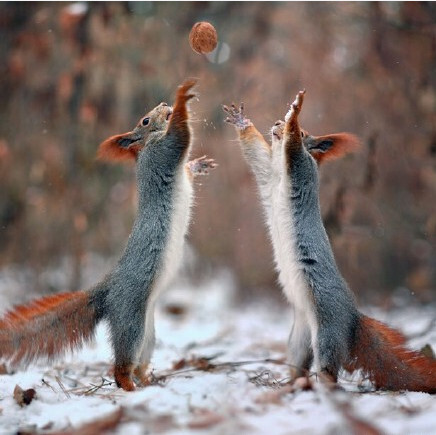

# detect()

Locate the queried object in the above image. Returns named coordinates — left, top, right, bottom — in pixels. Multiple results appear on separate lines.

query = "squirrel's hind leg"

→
left=287, top=308, right=313, bottom=379
left=111, top=310, right=147, bottom=391
left=133, top=303, right=156, bottom=387
left=314, top=325, right=346, bottom=387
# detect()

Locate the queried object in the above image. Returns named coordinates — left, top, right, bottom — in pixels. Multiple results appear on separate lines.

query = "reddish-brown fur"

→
left=97, top=133, right=141, bottom=162
left=114, top=363, right=135, bottom=391
left=166, top=79, right=196, bottom=142
left=0, top=291, right=96, bottom=365
left=345, top=315, right=436, bottom=393
left=97, top=80, right=195, bottom=164
left=0, top=81, right=197, bottom=392
left=310, top=133, right=360, bottom=164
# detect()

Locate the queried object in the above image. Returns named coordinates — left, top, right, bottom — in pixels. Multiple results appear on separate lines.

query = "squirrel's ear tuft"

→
left=97, top=132, right=139, bottom=163
left=306, top=133, right=360, bottom=165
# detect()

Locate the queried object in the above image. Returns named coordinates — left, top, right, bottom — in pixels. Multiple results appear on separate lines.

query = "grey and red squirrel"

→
left=223, top=91, right=436, bottom=393
left=0, top=80, right=217, bottom=392
left=0, top=80, right=435, bottom=393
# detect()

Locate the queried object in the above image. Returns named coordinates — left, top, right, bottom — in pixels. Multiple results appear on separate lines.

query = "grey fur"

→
left=0, top=84, right=213, bottom=390
left=92, top=132, right=184, bottom=367
left=288, top=150, right=360, bottom=376
left=224, top=100, right=360, bottom=381
left=85, top=130, right=184, bottom=371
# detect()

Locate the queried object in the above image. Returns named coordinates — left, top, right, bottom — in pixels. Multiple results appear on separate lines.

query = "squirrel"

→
left=223, top=92, right=436, bottom=393
left=0, top=79, right=217, bottom=391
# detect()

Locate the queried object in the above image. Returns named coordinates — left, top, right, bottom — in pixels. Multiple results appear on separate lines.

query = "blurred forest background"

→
left=0, top=2, right=435, bottom=306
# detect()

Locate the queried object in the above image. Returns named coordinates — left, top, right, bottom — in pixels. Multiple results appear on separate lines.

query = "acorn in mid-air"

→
left=189, top=21, right=218, bottom=54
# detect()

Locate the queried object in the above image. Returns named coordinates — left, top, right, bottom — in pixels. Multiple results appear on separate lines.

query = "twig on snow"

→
left=55, top=376, right=71, bottom=399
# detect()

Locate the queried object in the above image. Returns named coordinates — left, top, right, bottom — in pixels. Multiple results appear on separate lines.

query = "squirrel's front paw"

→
left=187, top=155, right=218, bottom=176
left=223, top=103, right=252, bottom=130
left=284, top=90, right=306, bottom=123
left=176, top=79, right=198, bottom=103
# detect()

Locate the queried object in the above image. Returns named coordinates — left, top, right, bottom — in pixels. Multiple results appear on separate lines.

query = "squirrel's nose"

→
left=160, top=102, right=168, bottom=106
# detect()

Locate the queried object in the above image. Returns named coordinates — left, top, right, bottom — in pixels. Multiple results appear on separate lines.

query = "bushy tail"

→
left=346, top=315, right=436, bottom=393
left=0, top=291, right=98, bottom=365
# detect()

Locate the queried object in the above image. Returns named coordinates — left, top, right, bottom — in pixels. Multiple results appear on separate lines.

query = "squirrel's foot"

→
left=284, top=90, right=306, bottom=124
left=223, top=103, right=253, bottom=130
left=282, top=368, right=313, bottom=391
left=187, top=155, right=218, bottom=176
left=317, top=370, right=342, bottom=391
left=289, top=366, right=311, bottom=382
left=291, top=376, right=313, bottom=391
left=114, top=364, right=136, bottom=392
left=133, top=364, right=152, bottom=387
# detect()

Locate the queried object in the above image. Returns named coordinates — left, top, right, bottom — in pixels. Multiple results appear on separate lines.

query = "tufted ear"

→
left=97, top=131, right=142, bottom=163
left=305, top=133, right=360, bottom=165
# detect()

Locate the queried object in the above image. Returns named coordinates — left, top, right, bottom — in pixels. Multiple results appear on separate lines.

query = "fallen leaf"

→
left=172, top=354, right=219, bottom=372
left=189, top=356, right=215, bottom=371
left=49, top=408, right=123, bottom=435
left=255, top=385, right=294, bottom=405
left=172, top=358, right=187, bottom=370
left=13, top=385, right=36, bottom=407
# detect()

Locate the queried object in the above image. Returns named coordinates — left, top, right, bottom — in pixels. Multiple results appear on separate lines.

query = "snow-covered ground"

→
left=0, top=271, right=435, bottom=434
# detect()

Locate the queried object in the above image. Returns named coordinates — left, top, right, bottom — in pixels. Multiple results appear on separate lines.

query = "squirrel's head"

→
left=271, top=120, right=311, bottom=149
left=97, top=102, right=173, bottom=163
left=271, top=120, right=360, bottom=165
left=271, top=120, right=286, bottom=144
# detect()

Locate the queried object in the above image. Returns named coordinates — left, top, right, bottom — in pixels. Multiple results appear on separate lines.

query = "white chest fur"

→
left=269, top=143, right=313, bottom=314
left=137, top=161, right=194, bottom=365
left=152, top=162, right=193, bottom=297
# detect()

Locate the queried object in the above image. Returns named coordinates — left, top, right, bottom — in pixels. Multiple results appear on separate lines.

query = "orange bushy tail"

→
left=0, top=292, right=98, bottom=365
left=346, top=315, right=436, bottom=393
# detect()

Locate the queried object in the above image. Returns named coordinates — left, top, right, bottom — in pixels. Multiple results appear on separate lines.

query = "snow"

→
left=1, top=271, right=435, bottom=434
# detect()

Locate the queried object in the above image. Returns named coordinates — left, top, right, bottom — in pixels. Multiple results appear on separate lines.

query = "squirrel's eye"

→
left=142, top=117, right=150, bottom=126
left=301, top=131, right=304, bottom=137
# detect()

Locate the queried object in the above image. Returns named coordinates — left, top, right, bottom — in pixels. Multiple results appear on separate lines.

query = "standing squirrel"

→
left=0, top=80, right=217, bottom=391
left=223, top=92, right=436, bottom=393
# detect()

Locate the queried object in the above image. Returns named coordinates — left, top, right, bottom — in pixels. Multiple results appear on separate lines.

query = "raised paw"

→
left=285, top=90, right=306, bottom=123
left=176, top=79, right=198, bottom=103
left=223, top=103, right=252, bottom=130
left=187, top=155, right=218, bottom=176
